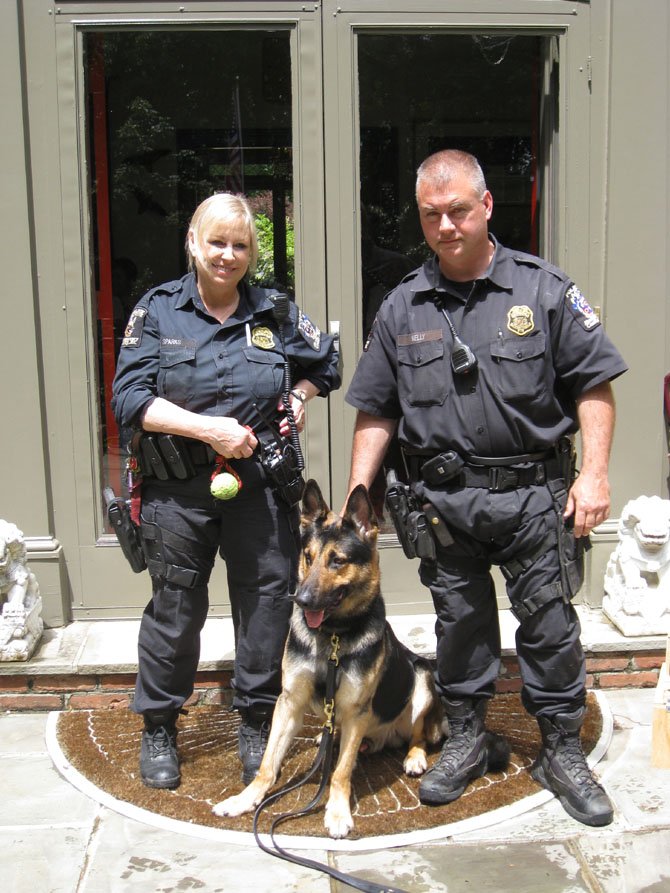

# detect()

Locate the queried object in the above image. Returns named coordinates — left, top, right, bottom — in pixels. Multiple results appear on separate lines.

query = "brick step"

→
left=0, top=609, right=666, bottom=711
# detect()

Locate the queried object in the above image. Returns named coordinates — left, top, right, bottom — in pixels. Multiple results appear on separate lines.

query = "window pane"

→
left=358, top=32, right=554, bottom=527
left=85, top=29, right=293, bottom=517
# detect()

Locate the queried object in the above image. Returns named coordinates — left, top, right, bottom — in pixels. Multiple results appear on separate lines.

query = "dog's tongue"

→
left=304, top=609, right=325, bottom=629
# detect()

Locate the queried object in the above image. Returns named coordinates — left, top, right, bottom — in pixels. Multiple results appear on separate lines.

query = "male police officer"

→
left=345, top=150, right=627, bottom=826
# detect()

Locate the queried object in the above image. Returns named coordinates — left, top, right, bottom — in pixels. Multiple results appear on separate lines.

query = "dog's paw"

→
left=212, top=791, right=255, bottom=818
left=403, top=747, right=428, bottom=776
left=324, top=804, right=354, bottom=839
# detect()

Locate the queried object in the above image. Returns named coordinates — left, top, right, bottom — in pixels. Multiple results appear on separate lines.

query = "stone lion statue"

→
left=0, top=520, right=43, bottom=660
left=603, top=495, right=670, bottom=635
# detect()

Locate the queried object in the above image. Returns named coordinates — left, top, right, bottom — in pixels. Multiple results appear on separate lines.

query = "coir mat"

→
left=48, top=691, right=610, bottom=851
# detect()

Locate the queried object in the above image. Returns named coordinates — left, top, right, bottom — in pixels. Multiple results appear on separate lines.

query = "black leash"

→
left=252, top=634, right=410, bottom=893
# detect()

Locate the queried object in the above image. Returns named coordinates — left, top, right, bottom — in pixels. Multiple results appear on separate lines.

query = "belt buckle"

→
left=490, top=466, right=519, bottom=491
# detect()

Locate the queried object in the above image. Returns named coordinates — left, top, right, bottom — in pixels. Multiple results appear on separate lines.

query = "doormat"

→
left=49, top=691, right=609, bottom=850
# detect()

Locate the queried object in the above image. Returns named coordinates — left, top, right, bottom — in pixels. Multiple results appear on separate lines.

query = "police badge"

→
left=506, top=305, right=534, bottom=336
left=251, top=326, right=276, bottom=349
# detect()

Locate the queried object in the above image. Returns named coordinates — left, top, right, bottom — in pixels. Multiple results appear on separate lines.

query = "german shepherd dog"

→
left=213, top=479, right=443, bottom=838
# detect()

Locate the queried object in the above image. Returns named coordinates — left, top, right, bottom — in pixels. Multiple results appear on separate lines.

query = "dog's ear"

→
left=301, top=479, right=330, bottom=523
left=344, top=485, right=379, bottom=540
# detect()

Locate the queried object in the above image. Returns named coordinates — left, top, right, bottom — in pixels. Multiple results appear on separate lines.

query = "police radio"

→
left=252, top=402, right=305, bottom=508
left=450, top=335, right=478, bottom=375
left=247, top=292, right=306, bottom=508
left=434, top=296, right=478, bottom=375
left=269, top=292, right=290, bottom=325
left=269, top=292, right=305, bottom=472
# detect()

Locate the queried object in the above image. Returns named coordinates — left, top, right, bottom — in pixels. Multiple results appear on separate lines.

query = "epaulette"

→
left=148, top=278, right=184, bottom=297
left=511, top=252, right=567, bottom=283
left=399, top=269, right=420, bottom=284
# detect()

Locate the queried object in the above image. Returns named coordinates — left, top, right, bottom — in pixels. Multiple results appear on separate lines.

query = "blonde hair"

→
left=186, top=192, right=259, bottom=274
left=416, top=150, right=488, bottom=201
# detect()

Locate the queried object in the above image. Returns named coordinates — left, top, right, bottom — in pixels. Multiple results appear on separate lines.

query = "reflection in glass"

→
left=84, top=30, right=293, bottom=519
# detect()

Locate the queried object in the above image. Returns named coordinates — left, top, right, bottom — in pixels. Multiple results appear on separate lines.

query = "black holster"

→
left=385, top=470, right=439, bottom=560
left=547, top=475, right=591, bottom=602
left=104, top=488, right=147, bottom=573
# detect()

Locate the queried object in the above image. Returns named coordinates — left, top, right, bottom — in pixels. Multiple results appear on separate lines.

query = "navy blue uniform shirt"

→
left=346, top=238, right=627, bottom=457
left=112, top=273, right=340, bottom=431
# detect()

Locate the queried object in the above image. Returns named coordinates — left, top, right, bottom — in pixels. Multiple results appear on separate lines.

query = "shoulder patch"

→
left=363, top=317, right=377, bottom=352
left=297, top=309, right=321, bottom=350
left=565, top=284, right=600, bottom=330
left=122, top=306, right=147, bottom=348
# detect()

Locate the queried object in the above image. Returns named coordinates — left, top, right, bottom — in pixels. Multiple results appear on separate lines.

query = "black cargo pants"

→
left=416, top=478, right=586, bottom=719
left=133, top=461, right=297, bottom=716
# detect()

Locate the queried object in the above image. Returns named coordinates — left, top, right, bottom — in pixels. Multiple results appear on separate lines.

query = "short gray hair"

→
left=416, top=150, right=487, bottom=201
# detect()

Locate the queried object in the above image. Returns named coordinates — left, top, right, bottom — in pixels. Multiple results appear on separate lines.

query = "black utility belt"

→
left=410, top=448, right=563, bottom=492
left=134, top=433, right=214, bottom=480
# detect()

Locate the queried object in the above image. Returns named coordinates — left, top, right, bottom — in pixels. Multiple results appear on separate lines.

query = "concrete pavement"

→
left=2, top=687, right=670, bottom=892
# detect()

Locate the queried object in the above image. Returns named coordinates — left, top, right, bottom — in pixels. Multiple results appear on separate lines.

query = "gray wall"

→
left=0, top=1, right=69, bottom=624
left=585, top=0, right=670, bottom=600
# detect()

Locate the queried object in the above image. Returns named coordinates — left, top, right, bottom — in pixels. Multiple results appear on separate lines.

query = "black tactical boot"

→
left=419, top=698, right=489, bottom=805
left=139, top=709, right=180, bottom=790
left=238, top=705, right=273, bottom=785
left=531, top=708, right=614, bottom=826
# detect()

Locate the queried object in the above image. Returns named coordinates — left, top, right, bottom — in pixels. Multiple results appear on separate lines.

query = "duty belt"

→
left=134, top=433, right=215, bottom=480
left=411, top=449, right=564, bottom=492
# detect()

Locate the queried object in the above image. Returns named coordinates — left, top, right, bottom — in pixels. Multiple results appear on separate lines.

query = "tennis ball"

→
left=210, top=472, right=240, bottom=500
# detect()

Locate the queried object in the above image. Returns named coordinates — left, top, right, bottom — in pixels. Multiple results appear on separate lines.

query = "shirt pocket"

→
left=490, top=331, right=547, bottom=402
left=243, top=347, right=285, bottom=400
left=157, top=343, right=197, bottom=406
left=397, top=335, right=448, bottom=406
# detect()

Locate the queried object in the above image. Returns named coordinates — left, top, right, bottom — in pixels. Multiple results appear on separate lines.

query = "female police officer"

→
left=112, top=193, right=340, bottom=789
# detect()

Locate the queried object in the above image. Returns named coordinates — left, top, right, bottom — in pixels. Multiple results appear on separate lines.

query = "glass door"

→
left=323, top=1, right=590, bottom=610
